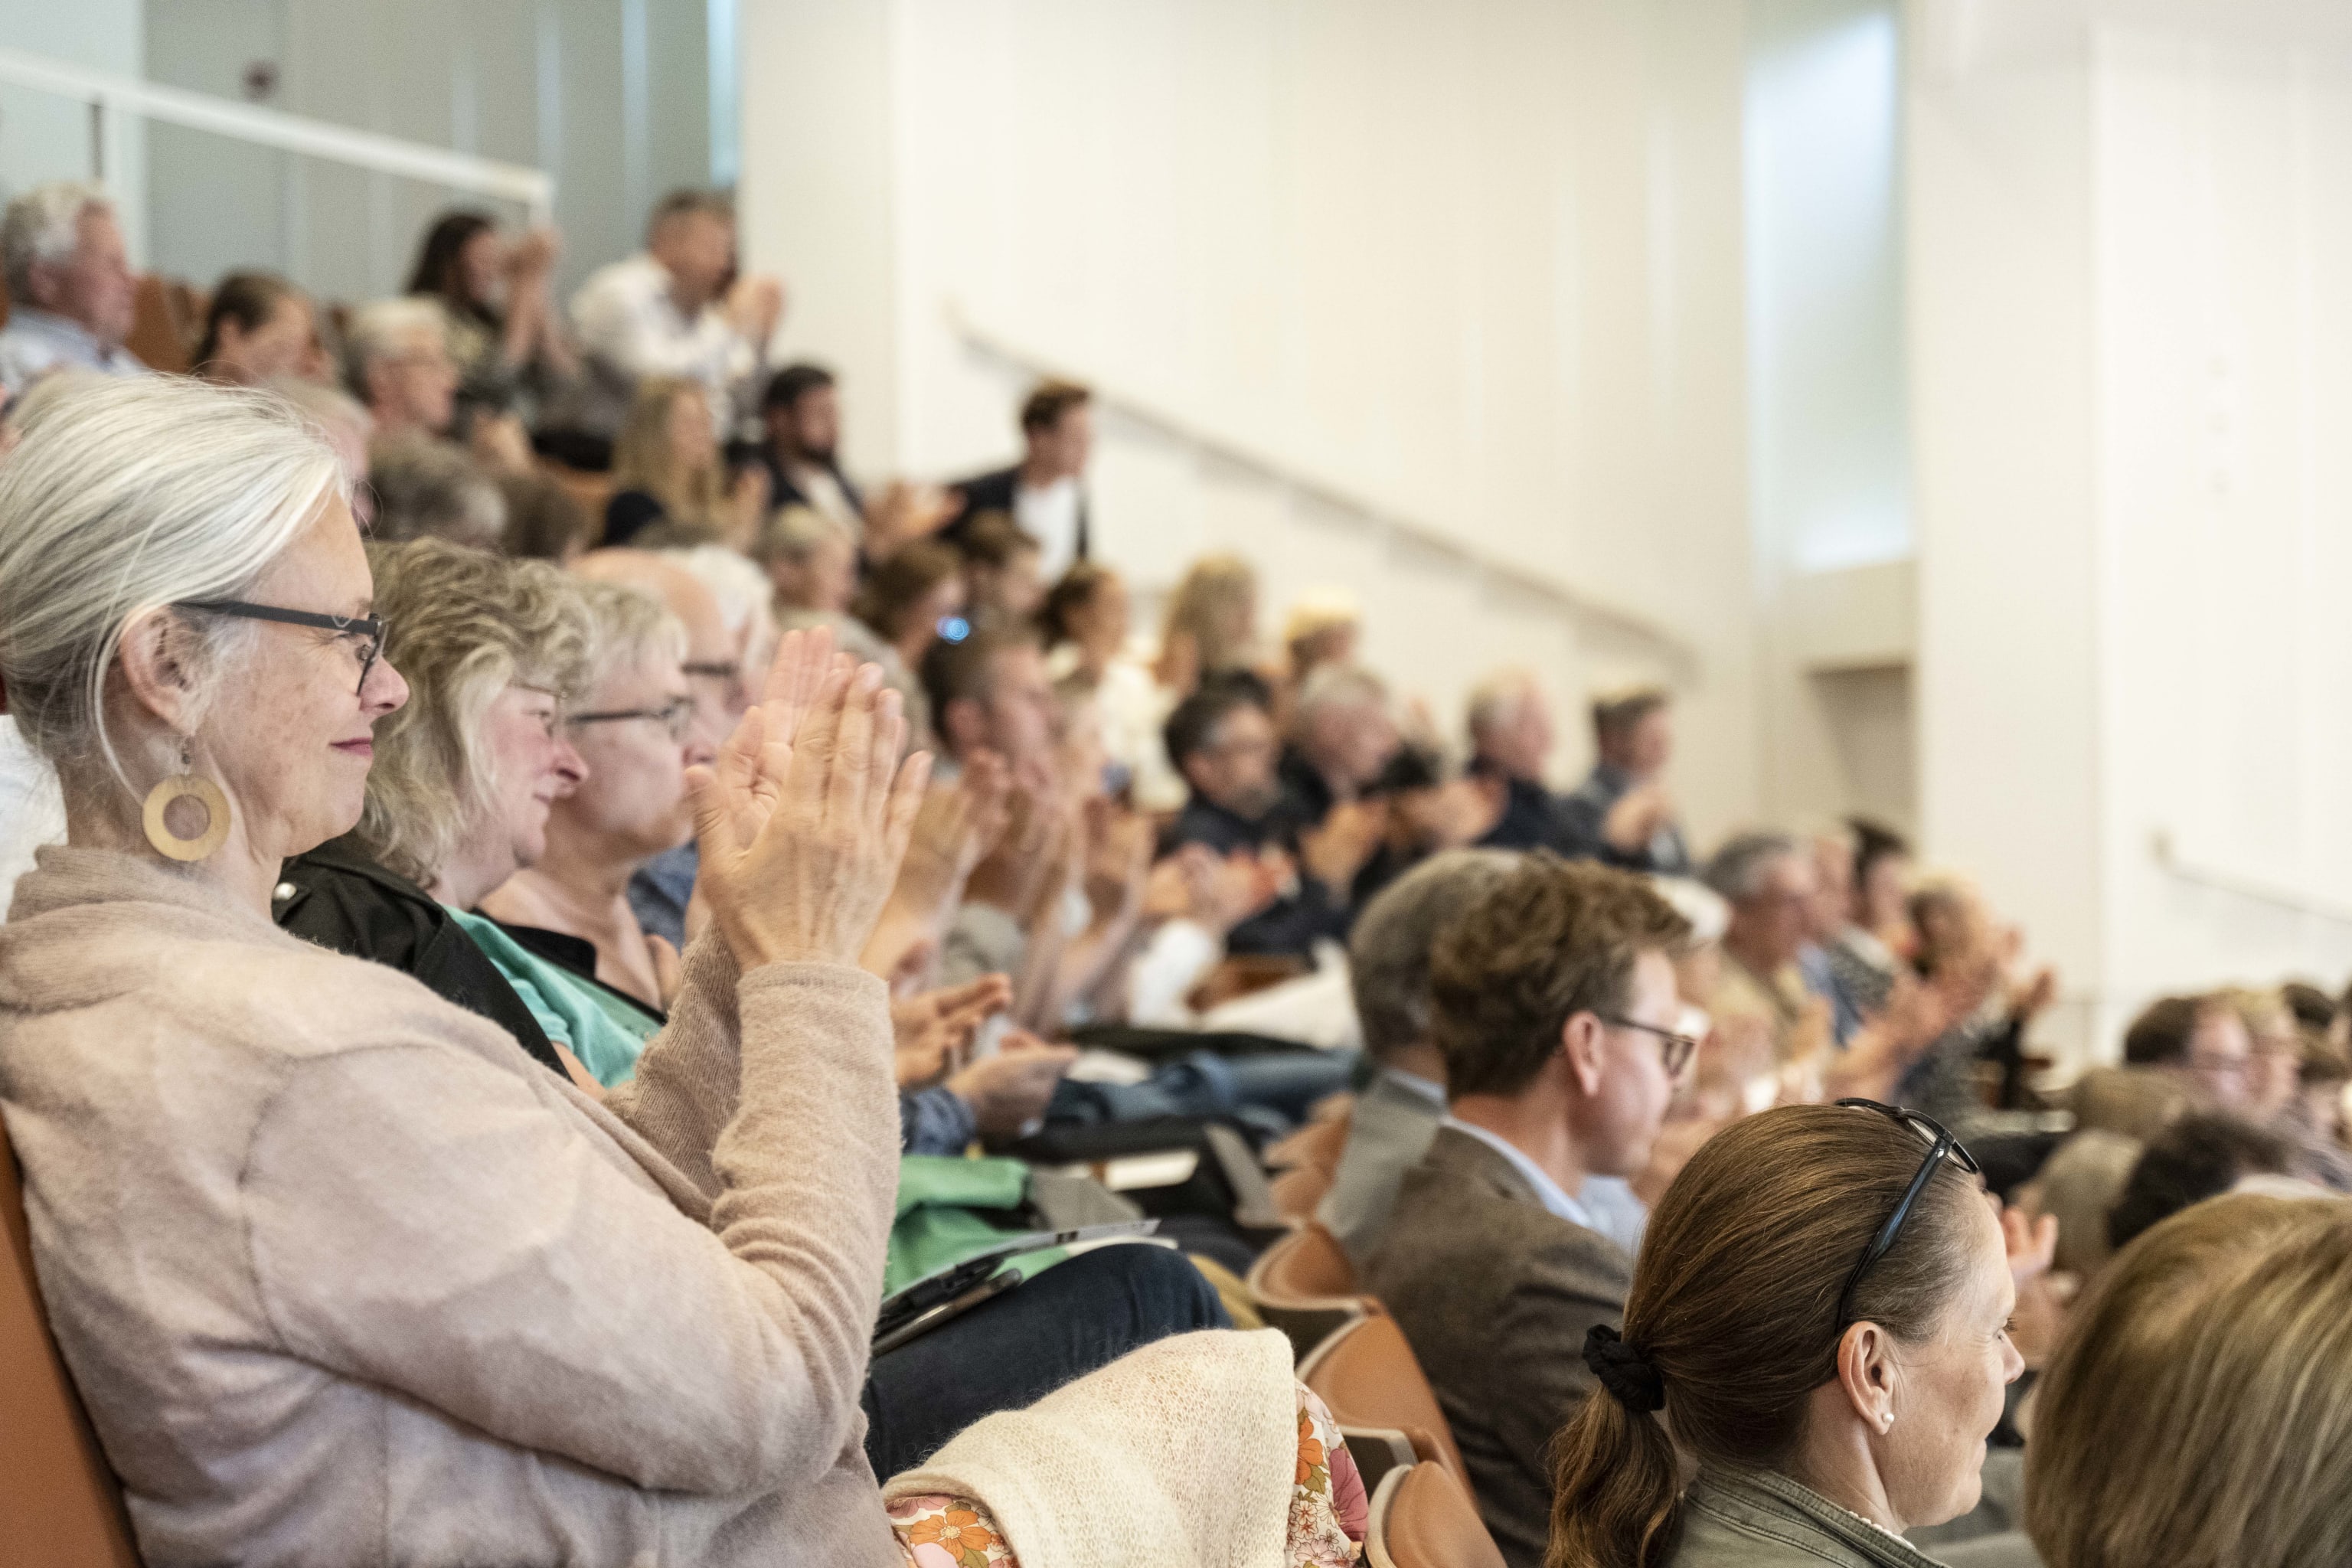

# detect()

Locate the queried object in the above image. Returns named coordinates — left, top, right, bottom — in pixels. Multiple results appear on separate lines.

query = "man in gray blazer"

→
left=1364, top=855, right=1696, bottom=1568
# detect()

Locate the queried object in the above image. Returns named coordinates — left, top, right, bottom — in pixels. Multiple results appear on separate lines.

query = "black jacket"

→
left=271, top=835, right=570, bottom=1079
left=942, top=464, right=1090, bottom=561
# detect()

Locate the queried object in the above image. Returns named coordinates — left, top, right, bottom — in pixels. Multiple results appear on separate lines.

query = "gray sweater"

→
left=0, top=845, right=903, bottom=1567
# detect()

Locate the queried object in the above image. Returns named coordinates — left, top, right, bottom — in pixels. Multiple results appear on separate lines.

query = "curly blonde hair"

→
left=354, top=539, right=596, bottom=885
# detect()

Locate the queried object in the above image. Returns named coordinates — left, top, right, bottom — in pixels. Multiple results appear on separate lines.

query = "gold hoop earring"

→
left=142, top=746, right=231, bottom=863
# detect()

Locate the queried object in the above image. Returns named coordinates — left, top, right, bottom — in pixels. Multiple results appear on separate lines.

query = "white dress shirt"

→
left=1013, top=474, right=1085, bottom=582
left=0, top=307, right=148, bottom=395
left=566, top=254, right=765, bottom=436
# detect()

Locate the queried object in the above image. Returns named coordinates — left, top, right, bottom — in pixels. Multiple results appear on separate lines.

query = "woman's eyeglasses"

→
left=1833, top=1098, right=1981, bottom=1327
left=1597, top=1014, right=1701, bottom=1078
left=176, top=599, right=386, bottom=695
left=567, top=697, right=696, bottom=742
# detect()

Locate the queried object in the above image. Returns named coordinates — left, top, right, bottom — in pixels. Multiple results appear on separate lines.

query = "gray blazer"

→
left=1364, top=1126, right=1633, bottom=1568
left=1316, top=1069, right=1446, bottom=1263
left=1669, top=1469, right=1953, bottom=1568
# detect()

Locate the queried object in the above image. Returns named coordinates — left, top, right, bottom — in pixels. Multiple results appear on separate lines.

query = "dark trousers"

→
left=861, top=1242, right=1230, bottom=1478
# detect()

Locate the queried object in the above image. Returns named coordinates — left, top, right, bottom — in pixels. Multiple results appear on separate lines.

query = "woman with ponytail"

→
left=1547, top=1101, right=2023, bottom=1568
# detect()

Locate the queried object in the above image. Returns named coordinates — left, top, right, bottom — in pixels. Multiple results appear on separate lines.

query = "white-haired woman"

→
left=0, top=374, right=942, bottom=1565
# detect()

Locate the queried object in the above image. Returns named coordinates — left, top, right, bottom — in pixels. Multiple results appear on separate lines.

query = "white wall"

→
left=0, top=0, right=147, bottom=260
left=136, top=0, right=712, bottom=304
left=1909, top=0, right=2352, bottom=1065
left=743, top=0, right=1763, bottom=836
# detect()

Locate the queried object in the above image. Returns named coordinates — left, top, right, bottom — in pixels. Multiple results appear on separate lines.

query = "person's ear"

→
left=115, top=608, right=206, bottom=738
left=1559, top=1011, right=1609, bottom=1097
left=1834, top=1319, right=1900, bottom=1436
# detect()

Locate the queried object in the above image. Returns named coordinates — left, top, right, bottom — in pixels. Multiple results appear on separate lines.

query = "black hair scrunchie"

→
left=1583, top=1324, right=1665, bottom=1413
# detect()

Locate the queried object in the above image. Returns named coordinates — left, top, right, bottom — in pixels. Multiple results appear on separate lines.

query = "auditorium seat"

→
left=1246, top=1220, right=1371, bottom=1358
left=1264, top=1099, right=1352, bottom=1171
left=1363, top=1460, right=1504, bottom=1568
left=1298, top=1312, right=1471, bottom=1498
left=1, top=1119, right=142, bottom=1566
left=1268, top=1160, right=1335, bottom=1224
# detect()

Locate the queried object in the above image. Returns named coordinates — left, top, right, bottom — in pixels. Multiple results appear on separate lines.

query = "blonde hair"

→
left=0, top=374, right=343, bottom=799
left=355, top=539, right=596, bottom=885
left=2026, top=1193, right=2352, bottom=1568
left=610, top=377, right=724, bottom=532
left=1161, top=553, right=1257, bottom=676
left=573, top=579, right=688, bottom=692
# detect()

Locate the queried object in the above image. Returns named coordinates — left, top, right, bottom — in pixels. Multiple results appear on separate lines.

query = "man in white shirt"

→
left=945, top=380, right=1094, bottom=582
left=0, top=183, right=145, bottom=394
left=550, top=189, right=784, bottom=449
left=1364, top=855, right=1695, bottom=1567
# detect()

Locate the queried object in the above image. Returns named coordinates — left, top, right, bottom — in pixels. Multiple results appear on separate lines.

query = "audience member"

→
left=946, top=378, right=1093, bottom=580
left=2121, top=992, right=2255, bottom=1111
left=1160, top=679, right=1354, bottom=958
left=1824, top=818, right=1910, bottom=1020
left=2225, top=985, right=2304, bottom=1122
left=554, top=188, right=783, bottom=453
left=1465, top=665, right=1564, bottom=851
left=924, top=622, right=1060, bottom=780
left=191, top=272, right=319, bottom=387
left=405, top=209, right=577, bottom=423
left=364, top=434, right=507, bottom=549
left=603, top=376, right=762, bottom=549
left=1557, top=685, right=1692, bottom=875
left=1279, top=662, right=1400, bottom=832
left=2027, top=1194, right=2352, bottom=1568
left=852, top=538, right=967, bottom=746
left=1158, top=550, right=1262, bottom=694
left=1317, top=848, right=1521, bottom=1261
left=0, top=182, right=142, bottom=392
left=1367, top=855, right=1692, bottom=1566
left=344, top=296, right=461, bottom=443
left=760, top=505, right=860, bottom=618
left=1044, top=560, right=1188, bottom=812
left=479, top=579, right=717, bottom=1029
left=1798, top=825, right=1869, bottom=1044
left=956, top=511, right=1047, bottom=630
left=1852, top=815, right=1917, bottom=956
left=1705, top=831, right=1824, bottom=1065
left=1547, top=1102, right=2020, bottom=1568
left=750, top=361, right=864, bottom=532
left=1281, top=586, right=1362, bottom=685
left=2104, top=1109, right=2306, bottom=1250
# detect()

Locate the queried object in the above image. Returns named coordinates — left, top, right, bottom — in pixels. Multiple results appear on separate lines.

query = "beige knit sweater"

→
left=0, top=845, right=905, bottom=1567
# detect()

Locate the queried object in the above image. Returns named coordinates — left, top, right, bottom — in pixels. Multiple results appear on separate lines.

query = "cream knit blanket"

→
left=882, top=1327, right=1298, bottom=1567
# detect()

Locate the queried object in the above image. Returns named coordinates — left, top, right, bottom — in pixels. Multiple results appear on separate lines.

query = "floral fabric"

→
left=887, top=1381, right=1367, bottom=1567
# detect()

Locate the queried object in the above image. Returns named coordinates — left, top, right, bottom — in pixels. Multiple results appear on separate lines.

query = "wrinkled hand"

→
left=948, top=1030, right=1079, bottom=1139
left=687, top=639, right=931, bottom=969
left=891, top=974, right=1014, bottom=1087
left=1299, top=799, right=1387, bottom=893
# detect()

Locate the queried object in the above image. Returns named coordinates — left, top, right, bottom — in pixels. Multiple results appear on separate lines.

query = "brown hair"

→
left=194, top=270, right=305, bottom=373
left=1429, top=854, right=1690, bottom=1099
left=2026, top=1193, right=2352, bottom=1568
left=853, top=539, right=964, bottom=643
left=956, top=510, right=1041, bottom=569
left=1547, top=1105, right=1986, bottom=1568
left=1019, top=378, right=1091, bottom=436
left=1590, top=685, right=1669, bottom=743
left=1040, top=560, right=1117, bottom=649
left=1160, top=553, right=1259, bottom=679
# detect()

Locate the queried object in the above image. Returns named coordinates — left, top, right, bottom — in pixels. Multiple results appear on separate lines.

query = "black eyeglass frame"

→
left=1832, top=1097, right=1981, bottom=1328
left=177, top=599, right=387, bottom=696
left=1596, top=1014, right=1701, bottom=1078
left=567, top=697, right=697, bottom=741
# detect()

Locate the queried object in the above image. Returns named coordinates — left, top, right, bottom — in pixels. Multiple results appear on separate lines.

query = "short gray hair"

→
left=342, top=296, right=447, bottom=388
left=1349, top=848, right=1523, bottom=1060
left=1, top=181, right=111, bottom=300
left=1465, top=666, right=1537, bottom=742
left=367, top=436, right=505, bottom=550
left=756, top=503, right=854, bottom=567
left=0, top=375, right=344, bottom=798
left=1296, top=662, right=1387, bottom=720
left=576, top=580, right=688, bottom=690
left=1704, top=831, right=1802, bottom=904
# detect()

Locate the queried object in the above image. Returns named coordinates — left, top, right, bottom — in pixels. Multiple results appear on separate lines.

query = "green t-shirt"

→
left=445, top=906, right=662, bottom=1088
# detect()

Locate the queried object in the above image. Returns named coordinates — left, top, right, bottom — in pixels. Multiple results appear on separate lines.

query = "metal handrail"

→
left=946, top=301, right=1702, bottom=676
left=0, top=47, right=554, bottom=222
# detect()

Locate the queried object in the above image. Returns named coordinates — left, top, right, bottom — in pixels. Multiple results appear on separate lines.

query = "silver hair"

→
left=341, top=296, right=447, bottom=387
left=1703, top=830, right=1802, bottom=905
left=366, top=436, right=506, bottom=550
left=1348, top=848, right=1523, bottom=1060
left=756, top=503, right=855, bottom=567
left=1296, top=661, right=1388, bottom=720
left=575, top=580, right=688, bottom=689
left=1465, top=666, right=1538, bottom=741
left=0, top=374, right=345, bottom=794
left=1, top=181, right=112, bottom=301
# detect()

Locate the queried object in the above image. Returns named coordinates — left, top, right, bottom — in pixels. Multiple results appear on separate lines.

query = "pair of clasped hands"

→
left=685, top=625, right=931, bottom=974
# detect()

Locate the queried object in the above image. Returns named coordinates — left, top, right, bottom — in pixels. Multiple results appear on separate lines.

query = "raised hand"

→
left=946, top=1029, right=1079, bottom=1139
left=891, top=974, right=1016, bottom=1087
left=687, top=659, right=931, bottom=970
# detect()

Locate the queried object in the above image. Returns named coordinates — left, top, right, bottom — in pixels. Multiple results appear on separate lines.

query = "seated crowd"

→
left=2, top=176, right=2351, bottom=1568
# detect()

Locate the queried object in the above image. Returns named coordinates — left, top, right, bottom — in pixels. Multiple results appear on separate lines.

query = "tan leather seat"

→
left=1265, top=1101, right=1352, bottom=1172
left=2, top=1119, right=142, bottom=1566
left=1364, top=1461, right=1504, bottom=1568
left=1268, top=1160, right=1336, bottom=1224
left=1300, top=1312, right=1472, bottom=1497
left=1246, top=1220, right=1373, bottom=1359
